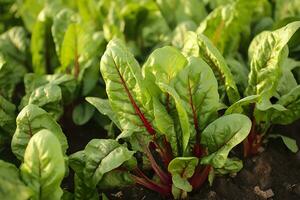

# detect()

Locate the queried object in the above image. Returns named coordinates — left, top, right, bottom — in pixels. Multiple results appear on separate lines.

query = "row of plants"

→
left=0, top=0, right=300, bottom=199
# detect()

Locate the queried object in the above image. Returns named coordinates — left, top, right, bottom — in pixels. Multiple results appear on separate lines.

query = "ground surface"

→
left=104, top=121, right=300, bottom=200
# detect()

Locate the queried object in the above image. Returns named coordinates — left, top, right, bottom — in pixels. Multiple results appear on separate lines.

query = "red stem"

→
left=131, top=174, right=171, bottom=195
left=189, top=165, right=211, bottom=189
left=112, top=58, right=156, bottom=135
left=243, top=118, right=262, bottom=157
left=147, top=142, right=172, bottom=185
left=153, top=136, right=173, bottom=166
left=188, top=78, right=203, bottom=158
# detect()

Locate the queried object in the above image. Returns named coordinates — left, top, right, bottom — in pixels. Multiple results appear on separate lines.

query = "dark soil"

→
left=105, top=121, right=300, bottom=200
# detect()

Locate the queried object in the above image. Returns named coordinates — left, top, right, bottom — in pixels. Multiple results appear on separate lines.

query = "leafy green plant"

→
left=182, top=20, right=300, bottom=157
left=83, top=39, right=252, bottom=198
left=0, top=0, right=300, bottom=199
left=1, top=129, right=66, bottom=200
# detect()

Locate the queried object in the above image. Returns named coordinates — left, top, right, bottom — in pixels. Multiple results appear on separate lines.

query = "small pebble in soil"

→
left=292, top=184, right=300, bottom=197
left=254, top=186, right=274, bottom=199
left=207, top=191, right=217, bottom=200
left=111, top=191, right=123, bottom=198
left=253, top=154, right=272, bottom=189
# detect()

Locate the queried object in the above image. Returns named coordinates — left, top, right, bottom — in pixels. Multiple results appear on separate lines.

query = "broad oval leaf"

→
left=20, top=129, right=65, bottom=200
left=72, top=101, right=95, bottom=125
left=142, top=46, right=187, bottom=154
left=246, top=21, right=300, bottom=98
left=225, top=95, right=259, bottom=115
left=142, top=46, right=187, bottom=89
left=171, top=57, right=219, bottom=141
left=11, top=104, right=68, bottom=161
left=197, top=0, right=269, bottom=56
left=52, top=8, right=79, bottom=57
left=200, top=114, right=251, bottom=168
left=83, top=139, right=135, bottom=188
left=156, top=0, right=207, bottom=29
left=28, top=83, right=63, bottom=119
left=271, top=85, right=300, bottom=125
left=86, top=97, right=121, bottom=129
left=100, top=38, right=155, bottom=137
left=0, top=160, right=32, bottom=200
left=183, top=32, right=240, bottom=104
left=74, top=174, right=99, bottom=200
left=31, top=10, right=58, bottom=74
left=168, top=157, right=198, bottom=193
left=214, top=157, right=243, bottom=175
left=0, top=95, right=16, bottom=136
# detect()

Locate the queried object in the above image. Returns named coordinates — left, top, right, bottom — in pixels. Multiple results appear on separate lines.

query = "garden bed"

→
left=105, top=121, right=300, bottom=200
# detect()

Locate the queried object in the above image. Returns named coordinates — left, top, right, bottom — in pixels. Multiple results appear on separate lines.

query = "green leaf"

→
left=142, top=46, right=188, bottom=154
left=246, top=21, right=300, bottom=98
left=98, top=170, right=135, bottom=189
left=201, top=114, right=251, bottom=168
left=52, top=8, right=79, bottom=57
left=272, top=86, right=300, bottom=125
left=277, top=58, right=300, bottom=96
left=0, top=56, right=26, bottom=101
left=197, top=0, right=269, bottom=56
left=69, top=150, right=86, bottom=178
left=269, top=134, right=299, bottom=153
left=0, top=160, right=32, bottom=200
left=143, top=46, right=187, bottom=87
left=28, top=83, right=63, bottom=119
left=59, top=23, right=105, bottom=81
left=225, top=95, right=259, bottom=115
left=100, top=38, right=154, bottom=138
left=0, top=26, right=29, bottom=67
left=31, top=10, right=59, bottom=74
left=80, top=57, right=102, bottom=96
left=168, top=157, right=198, bottom=199
left=183, top=32, right=239, bottom=104
left=61, top=190, right=74, bottom=200
left=156, top=0, right=207, bottom=29
left=226, top=57, right=249, bottom=94
left=74, top=174, right=99, bottom=200
left=0, top=94, right=16, bottom=137
left=20, top=73, right=77, bottom=110
left=169, top=57, right=219, bottom=146
left=69, top=151, right=99, bottom=200
left=60, top=23, right=82, bottom=75
left=17, top=0, right=44, bottom=31
left=83, top=139, right=135, bottom=188
left=72, top=101, right=95, bottom=125
left=0, top=27, right=28, bottom=100
left=274, top=0, right=300, bottom=22
left=214, top=157, right=243, bottom=175
left=11, top=104, right=68, bottom=161
left=20, top=129, right=65, bottom=200
left=172, top=21, right=197, bottom=50
left=86, top=97, right=121, bottom=129
left=158, top=83, right=190, bottom=153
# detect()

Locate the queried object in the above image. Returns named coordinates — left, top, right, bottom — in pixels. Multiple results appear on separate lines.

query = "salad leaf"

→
left=82, top=139, right=135, bottom=188
left=183, top=32, right=239, bottom=104
left=246, top=21, right=300, bottom=99
left=11, top=104, right=68, bottom=161
left=168, top=157, right=198, bottom=199
left=0, top=160, right=32, bottom=200
left=20, top=129, right=65, bottom=200
left=201, top=114, right=251, bottom=168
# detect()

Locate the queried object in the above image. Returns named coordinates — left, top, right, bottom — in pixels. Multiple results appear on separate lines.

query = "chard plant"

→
left=80, top=39, right=252, bottom=199
left=1, top=129, right=66, bottom=200
left=181, top=21, right=300, bottom=156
